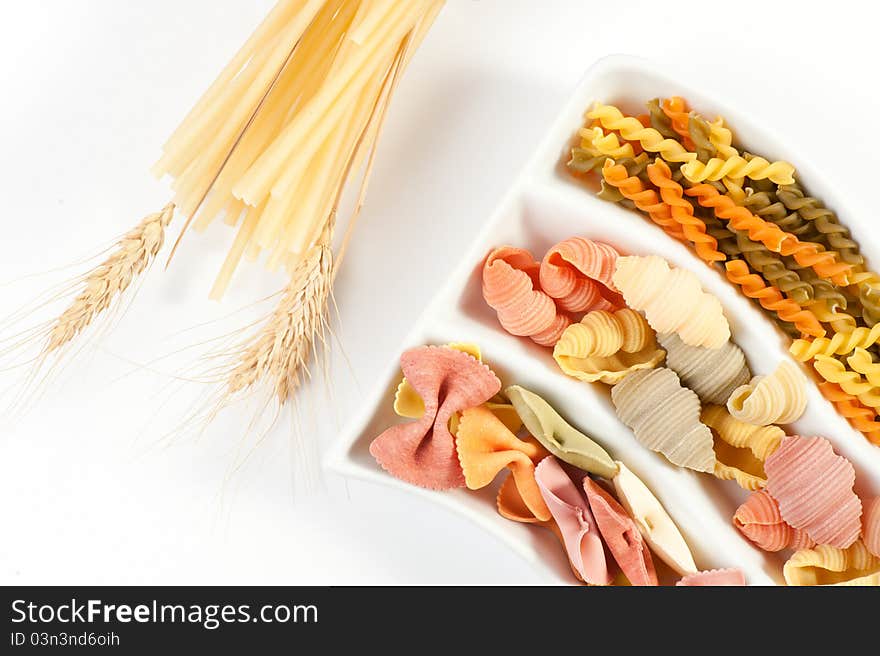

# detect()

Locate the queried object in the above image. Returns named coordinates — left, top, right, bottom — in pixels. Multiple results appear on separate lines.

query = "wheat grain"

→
left=44, top=203, right=175, bottom=353
left=226, top=221, right=333, bottom=405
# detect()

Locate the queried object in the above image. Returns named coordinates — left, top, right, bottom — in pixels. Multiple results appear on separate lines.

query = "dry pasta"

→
left=726, top=360, right=807, bottom=425
left=611, top=368, right=716, bottom=473
left=504, top=385, right=618, bottom=479
left=659, top=333, right=750, bottom=405
left=552, top=309, right=665, bottom=384
left=455, top=406, right=551, bottom=521
left=784, top=541, right=880, bottom=586
left=613, top=255, right=730, bottom=348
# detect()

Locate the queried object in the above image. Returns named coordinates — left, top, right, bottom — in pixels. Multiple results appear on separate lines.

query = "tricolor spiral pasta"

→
left=587, top=103, right=697, bottom=163
left=776, top=184, right=863, bottom=266
left=789, top=325, right=880, bottom=360
left=659, top=96, right=694, bottom=149
left=724, top=260, right=824, bottom=337
left=734, top=233, right=814, bottom=305
left=681, top=153, right=796, bottom=185
left=818, top=381, right=880, bottom=445
left=601, top=160, right=686, bottom=240
left=613, top=255, right=730, bottom=348
left=646, top=158, right=725, bottom=263
left=686, top=183, right=852, bottom=285
left=812, top=355, right=880, bottom=408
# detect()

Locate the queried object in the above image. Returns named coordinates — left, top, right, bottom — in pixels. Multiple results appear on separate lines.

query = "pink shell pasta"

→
left=676, top=568, right=746, bottom=586
left=539, top=237, right=625, bottom=313
left=482, top=246, right=570, bottom=346
left=764, top=436, right=862, bottom=548
left=862, top=497, right=880, bottom=558
left=535, top=456, right=611, bottom=585
left=583, top=477, right=657, bottom=586
left=370, top=346, right=501, bottom=490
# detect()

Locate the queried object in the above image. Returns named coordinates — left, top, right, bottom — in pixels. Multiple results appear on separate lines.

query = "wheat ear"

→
left=44, top=203, right=175, bottom=354
left=225, top=220, right=333, bottom=405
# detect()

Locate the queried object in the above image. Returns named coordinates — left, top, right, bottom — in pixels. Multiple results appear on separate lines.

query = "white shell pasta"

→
left=727, top=360, right=807, bottom=425
left=612, top=255, right=730, bottom=349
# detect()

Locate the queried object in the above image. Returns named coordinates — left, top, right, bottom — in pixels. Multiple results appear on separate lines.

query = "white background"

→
left=1, top=0, right=878, bottom=584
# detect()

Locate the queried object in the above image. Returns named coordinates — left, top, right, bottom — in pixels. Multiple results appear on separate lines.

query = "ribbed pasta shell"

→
left=539, top=237, right=624, bottom=313
left=784, top=541, right=880, bottom=586
left=659, top=333, right=750, bottom=404
left=862, top=497, right=880, bottom=558
left=553, top=309, right=665, bottom=384
left=733, top=489, right=814, bottom=552
left=676, top=568, right=746, bottom=586
left=611, top=368, right=716, bottom=473
left=612, top=255, right=730, bottom=349
left=727, top=360, right=807, bottom=425
left=765, top=435, right=862, bottom=548
left=701, top=405, right=783, bottom=461
left=482, top=246, right=570, bottom=346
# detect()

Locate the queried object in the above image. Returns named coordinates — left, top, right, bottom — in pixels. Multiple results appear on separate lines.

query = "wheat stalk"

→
left=225, top=220, right=333, bottom=405
left=44, top=203, right=175, bottom=354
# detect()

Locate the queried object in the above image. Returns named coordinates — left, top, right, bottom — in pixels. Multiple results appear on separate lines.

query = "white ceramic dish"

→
left=325, top=54, right=880, bottom=585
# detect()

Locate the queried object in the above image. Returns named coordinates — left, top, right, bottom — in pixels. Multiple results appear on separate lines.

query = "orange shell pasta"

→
left=733, top=489, right=814, bottom=552
left=539, top=236, right=624, bottom=312
left=482, top=246, right=571, bottom=346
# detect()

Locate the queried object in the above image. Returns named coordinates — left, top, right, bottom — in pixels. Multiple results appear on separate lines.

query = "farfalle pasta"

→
left=659, top=333, right=750, bottom=405
left=726, top=361, right=807, bottom=425
left=455, top=406, right=551, bottom=521
left=611, top=367, right=716, bottom=473
left=612, top=255, right=730, bottom=348
left=553, top=309, right=665, bottom=384
left=369, top=345, right=501, bottom=490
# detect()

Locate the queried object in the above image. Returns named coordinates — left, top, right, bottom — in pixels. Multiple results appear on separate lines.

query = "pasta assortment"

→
left=362, top=89, right=880, bottom=587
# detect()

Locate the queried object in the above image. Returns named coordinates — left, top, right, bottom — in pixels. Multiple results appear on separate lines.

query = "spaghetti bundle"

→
left=4, top=0, right=444, bottom=418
